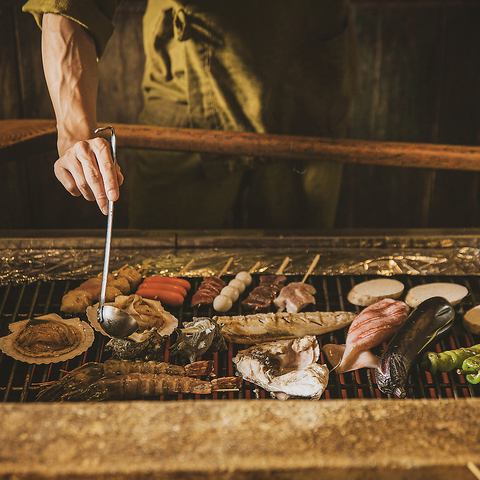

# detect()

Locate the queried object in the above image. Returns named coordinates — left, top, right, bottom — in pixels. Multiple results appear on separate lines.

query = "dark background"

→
left=1, top=0, right=479, bottom=229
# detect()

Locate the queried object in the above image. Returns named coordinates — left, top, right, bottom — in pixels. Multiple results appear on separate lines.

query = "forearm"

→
left=41, top=14, right=98, bottom=155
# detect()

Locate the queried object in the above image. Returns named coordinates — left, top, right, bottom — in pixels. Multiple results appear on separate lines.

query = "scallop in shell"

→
left=0, top=313, right=94, bottom=364
left=86, top=294, right=178, bottom=343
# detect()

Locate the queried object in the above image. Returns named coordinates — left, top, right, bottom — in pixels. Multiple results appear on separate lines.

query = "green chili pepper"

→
left=458, top=354, right=480, bottom=385
left=422, top=344, right=480, bottom=374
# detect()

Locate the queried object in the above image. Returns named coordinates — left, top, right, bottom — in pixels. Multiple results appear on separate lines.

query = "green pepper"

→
left=422, top=344, right=480, bottom=374
left=459, top=354, right=480, bottom=385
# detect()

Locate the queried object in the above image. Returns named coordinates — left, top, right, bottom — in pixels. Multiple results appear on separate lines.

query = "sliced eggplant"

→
left=375, top=297, right=455, bottom=398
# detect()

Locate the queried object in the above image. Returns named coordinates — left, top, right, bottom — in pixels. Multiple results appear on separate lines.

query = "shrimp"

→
left=57, top=374, right=242, bottom=401
left=36, top=359, right=213, bottom=401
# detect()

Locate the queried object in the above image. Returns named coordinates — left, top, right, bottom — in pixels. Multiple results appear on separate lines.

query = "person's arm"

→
left=42, top=13, right=122, bottom=214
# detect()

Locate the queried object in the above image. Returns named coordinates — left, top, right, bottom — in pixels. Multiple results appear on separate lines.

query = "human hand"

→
left=54, top=137, right=124, bottom=215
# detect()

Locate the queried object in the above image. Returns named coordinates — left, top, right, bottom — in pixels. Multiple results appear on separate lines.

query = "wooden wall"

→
left=0, top=0, right=479, bottom=229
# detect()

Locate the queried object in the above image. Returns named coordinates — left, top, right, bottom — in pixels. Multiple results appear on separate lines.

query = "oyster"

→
left=106, top=330, right=166, bottom=361
left=87, top=294, right=178, bottom=343
left=0, top=313, right=94, bottom=364
left=170, top=317, right=226, bottom=363
left=233, top=336, right=329, bottom=400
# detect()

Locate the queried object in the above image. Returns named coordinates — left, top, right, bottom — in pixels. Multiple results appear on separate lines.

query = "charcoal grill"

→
left=1, top=274, right=479, bottom=402
left=1, top=230, right=480, bottom=480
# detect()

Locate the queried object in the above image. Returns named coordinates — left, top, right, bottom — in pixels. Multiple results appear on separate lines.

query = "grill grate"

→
left=0, top=275, right=479, bottom=402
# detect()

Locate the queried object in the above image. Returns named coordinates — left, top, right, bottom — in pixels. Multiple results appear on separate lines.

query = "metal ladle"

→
left=95, top=126, right=138, bottom=338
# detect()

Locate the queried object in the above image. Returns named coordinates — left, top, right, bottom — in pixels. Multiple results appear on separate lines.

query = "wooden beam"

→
left=2, top=119, right=480, bottom=171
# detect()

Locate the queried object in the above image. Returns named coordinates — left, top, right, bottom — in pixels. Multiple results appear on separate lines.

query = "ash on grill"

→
left=0, top=275, right=479, bottom=402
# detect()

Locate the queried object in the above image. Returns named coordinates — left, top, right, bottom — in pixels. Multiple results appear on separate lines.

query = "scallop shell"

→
left=86, top=294, right=178, bottom=343
left=0, top=313, right=94, bottom=364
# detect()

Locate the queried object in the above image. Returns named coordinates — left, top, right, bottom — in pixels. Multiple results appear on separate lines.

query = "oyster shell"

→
left=0, top=313, right=94, bottom=364
left=87, top=294, right=178, bottom=343
left=170, top=317, right=226, bottom=363
left=233, top=336, right=329, bottom=399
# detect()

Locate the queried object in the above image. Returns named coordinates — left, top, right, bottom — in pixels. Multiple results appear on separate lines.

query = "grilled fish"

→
left=323, top=298, right=410, bottom=373
left=233, top=336, right=328, bottom=399
left=215, top=311, right=355, bottom=344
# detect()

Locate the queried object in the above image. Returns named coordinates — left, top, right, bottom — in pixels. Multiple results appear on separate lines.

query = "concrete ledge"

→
left=1, top=399, right=479, bottom=479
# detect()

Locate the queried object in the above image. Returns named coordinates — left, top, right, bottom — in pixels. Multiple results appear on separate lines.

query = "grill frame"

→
left=1, top=230, right=480, bottom=478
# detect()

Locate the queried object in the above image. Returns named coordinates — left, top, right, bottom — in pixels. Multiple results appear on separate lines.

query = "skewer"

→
left=301, top=254, right=320, bottom=283
left=275, top=256, right=291, bottom=275
left=248, top=261, right=261, bottom=274
left=468, top=463, right=480, bottom=480
left=218, top=257, right=234, bottom=277
left=178, top=259, right=194, bottom=276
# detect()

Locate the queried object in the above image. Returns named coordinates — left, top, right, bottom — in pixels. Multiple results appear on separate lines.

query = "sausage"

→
left=137, top=282, right=187, bottom=298
left=136, top=288, right=185, bottom=307
left=142, top=276, right=191, bottom=291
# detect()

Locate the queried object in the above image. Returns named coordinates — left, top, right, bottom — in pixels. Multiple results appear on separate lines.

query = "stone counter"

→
left=1, top=399, right=479, bottom=479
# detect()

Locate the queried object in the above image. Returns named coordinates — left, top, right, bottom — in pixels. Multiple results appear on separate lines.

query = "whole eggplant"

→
left=375, top=297, right=455, bottom=398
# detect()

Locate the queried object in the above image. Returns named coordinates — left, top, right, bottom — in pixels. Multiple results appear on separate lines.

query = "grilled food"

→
left=422, top=344, right=480, bottom=374
left=242, top=275, right=287, bottom=312
left=37, top=359, right=239, bottom=401
left=323, top=299, right=410, bottom=373
left=405, top=282, right=468, bottom=308
left=87, top=294, right=178, bottom=342
left=0, top=313, right=94, bottom=364
left=215, top=311, right=355, bottom=344
left=170, top=317, right=226, bottom=363
left=375, top=297, right=455, bottom=398
left=347, top=278, right=405, bottom=307
left=136, top=276, right=191, bottom=307
left=61, top=266, right=141, bottom=314
left=191, top=276, right=225, bottom=307
left=464, top=305, right=480, bottom=334
left=274, top=282, right=316, bottom=313
left=233, top=336, right=328, bottom=399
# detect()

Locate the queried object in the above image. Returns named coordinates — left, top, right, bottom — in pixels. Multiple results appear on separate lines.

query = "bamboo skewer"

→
left=301, top=254, right=320, bottom=283
left=178, top=259, right=194, bottom=276
left=218, top=257, right=234, bottom=277
left=275, top=257, right=291, bottom=275
left=467, top=462, right=480, bottom=480
left=248, top=261, right=261, bottom=274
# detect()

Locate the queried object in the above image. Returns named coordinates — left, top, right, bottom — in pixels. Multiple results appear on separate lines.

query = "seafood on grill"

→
left=422, top=343, right=480, bottom=374
left=215, top=311, right=355, bottom=344
left=136, top=276, right=191, bottom=307
left=61, top=265, right=141, bottom=314
left=323, top=299, right=410, bottom=373
left=233, top=336, right=328, bottom=399
left=170, top=317, right=226, bottom=363
left=37, top=359, right=213, bottom=401
left=0, top=313, right=94, bottom=364
left=376, top=297, right=455, bottom=398
left=242, top=275, right=287, bottom=312
left=87, top=294, right=178, bottom=343
left=274, top=282, right=316, bottom=313
left=106, top=330, right=166, bottom=360
left=347, top=278, right=405, bottom=307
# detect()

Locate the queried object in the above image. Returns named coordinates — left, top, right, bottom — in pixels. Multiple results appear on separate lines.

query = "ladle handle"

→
left=95, top=126, right=117, bottom=320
